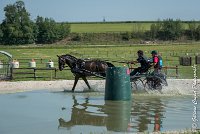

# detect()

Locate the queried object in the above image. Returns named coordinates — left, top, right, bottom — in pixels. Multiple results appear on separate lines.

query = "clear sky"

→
left=0, top=0, right=200, bottom=22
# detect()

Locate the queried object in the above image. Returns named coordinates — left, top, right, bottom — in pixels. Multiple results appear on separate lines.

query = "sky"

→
left=0, top=0, right=200, bottom=22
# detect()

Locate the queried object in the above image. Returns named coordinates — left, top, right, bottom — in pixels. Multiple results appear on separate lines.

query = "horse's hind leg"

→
left=72, top=76, right=79, bottom=92
left=82, top=76, right=91, bottom=89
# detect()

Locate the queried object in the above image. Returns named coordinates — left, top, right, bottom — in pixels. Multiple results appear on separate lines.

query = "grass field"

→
left=70, top=22, right=191, bottom=33
left=0, top=43, right=199, bottom=80
left=70, top=23, right=152, bottom=33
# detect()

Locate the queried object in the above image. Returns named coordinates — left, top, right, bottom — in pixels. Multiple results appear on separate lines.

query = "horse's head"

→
left=57, top=54, right=78, bottom=71
left=57, top=55, right=65, bottom=71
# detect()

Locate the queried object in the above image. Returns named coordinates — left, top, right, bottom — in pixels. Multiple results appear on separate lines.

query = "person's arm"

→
left=128, top=60, right=138, bottom=64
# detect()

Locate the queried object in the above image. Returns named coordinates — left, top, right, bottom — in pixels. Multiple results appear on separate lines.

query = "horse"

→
left=57, top=54, right=115, bottom=92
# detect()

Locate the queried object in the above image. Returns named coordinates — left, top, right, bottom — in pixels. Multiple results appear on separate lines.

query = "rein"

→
left=79, top=68, right=106, bottom=79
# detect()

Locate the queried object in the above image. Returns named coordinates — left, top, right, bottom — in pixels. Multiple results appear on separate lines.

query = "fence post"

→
left=34, top=68, right=36, bottom=80
left=165, top=67, right=168, bottom=76
left=40, top=58, right=43, bottom=63
left=50, top=69, right=52, bottom=80
left=176, top=65, right=178, bottom=78
left=55, top=68, right=57, bottom=78
left=10, top=67, right=13, bottom=80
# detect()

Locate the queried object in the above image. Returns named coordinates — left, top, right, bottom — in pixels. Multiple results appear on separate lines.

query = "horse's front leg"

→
left=82, top=76, right=91, bottom=89
left=72, top=75, right=79, bottom=92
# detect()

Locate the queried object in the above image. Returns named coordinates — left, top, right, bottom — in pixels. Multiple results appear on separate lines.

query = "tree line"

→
left=69, top=19, right=200, bottom=44
left=121, top=19, right=200, bottom=42
left=0, top=1, right=70, bottom=45
left=146, top=19, right=200, bottom=41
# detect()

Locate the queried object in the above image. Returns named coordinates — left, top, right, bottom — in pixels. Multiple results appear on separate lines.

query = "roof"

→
left=0, top=51, right=12, bottom=59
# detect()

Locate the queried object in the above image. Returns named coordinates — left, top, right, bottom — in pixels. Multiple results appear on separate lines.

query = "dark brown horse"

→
left=57, top=54, right=114, bottom=91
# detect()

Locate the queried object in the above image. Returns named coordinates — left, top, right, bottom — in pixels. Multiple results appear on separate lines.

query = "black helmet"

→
left=151, top=50, right=157, bottom=55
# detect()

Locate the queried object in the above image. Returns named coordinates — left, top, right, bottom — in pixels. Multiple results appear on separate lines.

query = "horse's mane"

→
left=62, top=54, right=78, bottom=61
left=61, top=54, right=114, bottom=67
left=63, top=54, right=103, bottom=62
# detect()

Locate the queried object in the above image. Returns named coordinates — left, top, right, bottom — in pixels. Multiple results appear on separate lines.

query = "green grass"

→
left=70, top=22, right=191, bottom=33
left=70, top=23, right=152, bottom=33
left=0, top=43, right=199, bottom=80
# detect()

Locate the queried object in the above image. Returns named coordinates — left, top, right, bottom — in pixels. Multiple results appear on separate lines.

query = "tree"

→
left=132, top=23, right=145, bottom=39
left=160, top=19, right=183, bottom=40
left=174, top=19, right=183, bottom=40
left=149, top=20, right=162, bottom=40
left=0, top=25, right=3, bottom=44
left=121, top=32, right=131, bottom=41
left=36, top=16, right=57, bottom=43
left=187, top=21, right=198, bottom=40
left=36, top=16, right=70, bottom=44
left=148, top=19, right=185, bottom=41
left=195, top=25, right=200, bottom=40
left=1, top=1, right=35, bottom=44
left=56, top=23, right=70, bottom=40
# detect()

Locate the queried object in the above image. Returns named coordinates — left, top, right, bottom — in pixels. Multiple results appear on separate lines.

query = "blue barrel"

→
left=105, top=67, right=131, bottom=101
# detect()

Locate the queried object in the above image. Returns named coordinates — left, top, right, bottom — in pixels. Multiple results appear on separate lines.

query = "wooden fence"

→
left=162, top=66, right=179, bottom=78
left=11, top=66, right=179, bottom=80
left=11, top=67, right=58, bottom=80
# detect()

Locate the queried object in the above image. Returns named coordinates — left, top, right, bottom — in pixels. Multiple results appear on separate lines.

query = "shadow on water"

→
left=130, top=97, right=165, bottom=132
left=58, top=95, right=131, bottom=132
left=58, top=95, right=166, bottom=133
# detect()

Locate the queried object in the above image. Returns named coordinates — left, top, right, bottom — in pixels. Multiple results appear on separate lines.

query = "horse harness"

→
left=72, top=59, right=106, bottom=79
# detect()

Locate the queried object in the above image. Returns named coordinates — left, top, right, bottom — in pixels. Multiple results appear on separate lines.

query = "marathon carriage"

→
left=57, top=54, right=168, bottom=92
left=128, top=62, right=168, bottom=92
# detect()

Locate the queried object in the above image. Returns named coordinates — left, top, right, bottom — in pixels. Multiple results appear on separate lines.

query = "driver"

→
left=130, top=50, right=150, bottom=77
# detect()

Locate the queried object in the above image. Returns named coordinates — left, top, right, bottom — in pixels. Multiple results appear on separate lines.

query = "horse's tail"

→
left=106, top=62, right=115, bottom=67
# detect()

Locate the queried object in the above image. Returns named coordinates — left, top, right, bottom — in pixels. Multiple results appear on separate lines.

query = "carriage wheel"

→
left=131, top=79, right=145, bottom=93
left=131, top=81, right=137, bottom=92
left=155, top=82, right=162, bottom=90
left=153, top=76, right=163, bottom=90
left=144, top=78, right=162, bottom=91
left=135, top=78, right=145, bottom=90
left=144, top=79, right=153, bottom=91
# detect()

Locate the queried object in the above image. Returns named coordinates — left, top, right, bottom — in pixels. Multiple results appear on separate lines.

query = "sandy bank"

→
left=0, top=79, right=199, bottom=95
